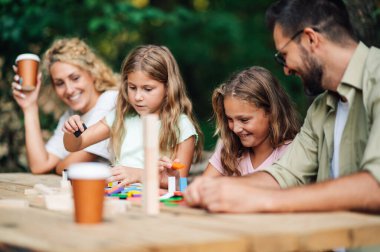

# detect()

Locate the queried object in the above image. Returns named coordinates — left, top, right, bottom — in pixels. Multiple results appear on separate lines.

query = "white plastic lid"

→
left=68, top=162, right=111, bottom=180
left=15, top=53, right=40, bottom=63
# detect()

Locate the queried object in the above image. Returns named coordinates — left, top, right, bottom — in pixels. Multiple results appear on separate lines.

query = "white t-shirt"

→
left=105, top=113, right=198, bottom=168
left=46, top=90, right=118, bottom=160
left=331, top=100, right=349, bottom=179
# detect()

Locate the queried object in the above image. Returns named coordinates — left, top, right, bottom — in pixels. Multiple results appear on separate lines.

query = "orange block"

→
left=171, top=162, right=185, bottom=170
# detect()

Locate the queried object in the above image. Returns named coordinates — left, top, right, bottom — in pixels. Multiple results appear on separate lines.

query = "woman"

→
left=12, top=38, right=119, bottom=174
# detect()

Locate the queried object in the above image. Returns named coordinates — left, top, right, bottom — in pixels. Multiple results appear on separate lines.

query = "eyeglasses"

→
left=274, top=27, right=320, bottom=67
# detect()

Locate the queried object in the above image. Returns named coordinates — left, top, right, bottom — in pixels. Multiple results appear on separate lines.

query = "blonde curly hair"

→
left=42, top=38, right=119, bottom=91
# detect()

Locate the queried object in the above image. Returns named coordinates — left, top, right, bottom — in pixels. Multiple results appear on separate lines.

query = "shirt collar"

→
left=338, top=42, right=369, bottom=92
left=326, top=42, right=369, bottom=108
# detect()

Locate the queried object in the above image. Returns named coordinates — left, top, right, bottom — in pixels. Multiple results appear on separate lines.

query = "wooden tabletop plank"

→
left=0, top=174, right=247, bottom=252
left=1, top=173, right=380, bottom=252
left=0, top=207, right=247, bottom=252
left=157, top=208, right=380, bottom=251
left=0, top=173, right=61, bottom=187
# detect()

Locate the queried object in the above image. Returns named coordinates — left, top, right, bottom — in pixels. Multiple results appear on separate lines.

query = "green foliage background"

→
left=1, top=0, right=379, bottom=172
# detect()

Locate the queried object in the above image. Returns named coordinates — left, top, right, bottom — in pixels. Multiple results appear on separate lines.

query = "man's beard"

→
left=299, top=47, right=325, bottom=96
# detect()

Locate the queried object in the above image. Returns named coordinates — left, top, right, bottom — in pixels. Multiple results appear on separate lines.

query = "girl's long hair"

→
left=111, top=45, right=203, bottom=162
left=212, top=66, right=300, bottom=176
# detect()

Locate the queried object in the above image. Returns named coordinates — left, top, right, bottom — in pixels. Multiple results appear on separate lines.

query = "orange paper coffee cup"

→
left=68, top=163, right=111, bottom=224
left=15, top=53, right=40, bottom=91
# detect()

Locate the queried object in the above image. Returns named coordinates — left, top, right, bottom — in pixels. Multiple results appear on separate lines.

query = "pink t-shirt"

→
left=209, top=141, right=292, bottom=176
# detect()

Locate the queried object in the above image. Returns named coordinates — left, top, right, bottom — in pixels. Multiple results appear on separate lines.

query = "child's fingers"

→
left=106, top=175, right=116, bottom=183
left=109, top=172, right=119, bottom=181
left=119, top=176, right=137, bottom=187
left=160, top=156, right=172, bottom=163
left=63, top=121, right=75, bottom=133
left=110, top=166, right=122, bottom=176
left=159, top=166, right=166, bottom=173
left=62, top=126, right=69, bottom=134
left=67, top=118, right=79, bottom=131
left=12, top=65, right=18, bottom=73
left=119, top=179, right=129, bottom=187
left=72, top=116, right=83, bottom=130
left=159, top=157, right=184, bottom=170
left=159, top=156, right=173, bottom=167
left=68, top=115, right=84, bottom=131
left=63, top=118, right=82, bottom=134
left=158, top=159, right=171, bottom=169
left=77, top=121, right=85, bottom=132
left=109, top=174, right=124, bottom=184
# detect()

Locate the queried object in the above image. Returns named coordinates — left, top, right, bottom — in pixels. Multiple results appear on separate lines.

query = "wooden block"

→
left=24, top=188, right=38, bottom=195
left=179, top=177, right=188, bottom=192
left=0, top=199, right=29, bottom=208
left=168, top=176, right=176, bottom=193
left=27, top=195, right=46, bottom=209
left=60, top=180, right=71, bottom=192
left=105, top=186, right=124, bottom=195
left=171, top=162, right=185, bottom=170
left=104, top=198, right=131, bottom=216
left=62, top=169, right=68, bottom=181
left=34, top=184, right=55, bottom=195
left=143, top=114, right=160, bottom=216
left=159, top=192, right=174, bottom=200
left=44, top=194, right=73, bottom=212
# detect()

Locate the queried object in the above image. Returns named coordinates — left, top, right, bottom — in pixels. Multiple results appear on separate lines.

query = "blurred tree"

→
left=347, top=0, right=380, bottom=47
left=0, top=0, right=379, bottom=172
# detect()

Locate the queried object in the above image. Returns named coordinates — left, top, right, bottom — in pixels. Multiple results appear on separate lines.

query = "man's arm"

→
left=269, top=171, right=380, bottom=212
left=199, top=171, right=380, bottom=213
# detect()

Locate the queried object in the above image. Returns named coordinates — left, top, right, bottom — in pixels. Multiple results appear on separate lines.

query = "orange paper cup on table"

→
left=68, top=163, right=110, bottom=224
left=15, top=53, right=40, bottom=91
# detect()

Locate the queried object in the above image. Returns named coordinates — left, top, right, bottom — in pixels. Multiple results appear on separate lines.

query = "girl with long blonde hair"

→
left=63, top=45, right=203, bottom=188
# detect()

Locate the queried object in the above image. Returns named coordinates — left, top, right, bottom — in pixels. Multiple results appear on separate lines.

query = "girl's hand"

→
left=12, top=65, right=42, bottom=111
left=158, top=156, right=180, bottom=177
left=107, top=166, right=143, bottom=187
left=158, top=156, right=181, bottom=189
left=62, top=115, right=85, bottom=134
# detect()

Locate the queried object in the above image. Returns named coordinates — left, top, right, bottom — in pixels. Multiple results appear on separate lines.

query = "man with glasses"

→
left=185, top=0, right=380, bottom=216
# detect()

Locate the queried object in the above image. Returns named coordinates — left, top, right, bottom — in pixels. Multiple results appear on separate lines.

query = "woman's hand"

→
left=12, top=65, right=42, bottom=112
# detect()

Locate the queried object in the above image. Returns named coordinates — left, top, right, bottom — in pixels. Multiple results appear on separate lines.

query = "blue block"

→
left=179, top=177, right=188, bottom=192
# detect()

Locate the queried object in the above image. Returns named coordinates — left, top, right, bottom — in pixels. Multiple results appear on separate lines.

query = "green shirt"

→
left=264, top=42, right=380, bottom=187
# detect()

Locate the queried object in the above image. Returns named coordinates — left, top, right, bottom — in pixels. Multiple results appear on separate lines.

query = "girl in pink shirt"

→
left=199, top=66, right=300, bottom=177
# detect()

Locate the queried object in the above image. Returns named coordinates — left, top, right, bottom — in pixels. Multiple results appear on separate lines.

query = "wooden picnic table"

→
left=0, top=173, right=380, bottom=252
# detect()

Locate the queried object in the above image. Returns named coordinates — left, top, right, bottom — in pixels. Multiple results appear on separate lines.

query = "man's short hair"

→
left=265, top=0, right=358, bottom=44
